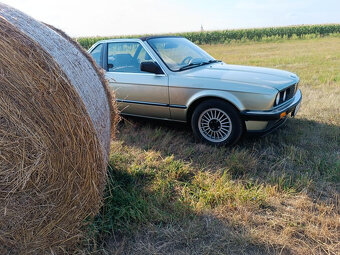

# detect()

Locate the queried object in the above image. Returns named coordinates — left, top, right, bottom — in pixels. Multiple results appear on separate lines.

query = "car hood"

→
left=185, top=62, right=299, bottom=91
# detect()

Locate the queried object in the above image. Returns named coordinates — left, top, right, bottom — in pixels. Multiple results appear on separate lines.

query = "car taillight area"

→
left=275, top=83, right=298, bottom=106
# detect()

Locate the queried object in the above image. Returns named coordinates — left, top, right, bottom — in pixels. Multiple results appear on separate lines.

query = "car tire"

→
left=191, top=99, right=243, bottom=146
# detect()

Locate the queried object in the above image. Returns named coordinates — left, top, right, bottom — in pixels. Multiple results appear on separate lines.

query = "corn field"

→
left=77, top=24, right=340, bottom=49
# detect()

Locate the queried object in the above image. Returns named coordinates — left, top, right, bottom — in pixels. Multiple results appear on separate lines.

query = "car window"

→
left=90, top=44, right=103, bottom=68
left=107, top=42, right=152, bottom=73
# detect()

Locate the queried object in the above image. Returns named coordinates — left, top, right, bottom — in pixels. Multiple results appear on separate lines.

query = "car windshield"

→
left=147, top=37, right=216, bottom=71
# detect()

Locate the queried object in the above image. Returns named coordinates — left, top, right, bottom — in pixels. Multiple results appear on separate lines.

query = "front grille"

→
left=277, top=83, right=297, bottom=105
left=285, top=84, right=296, bottom=101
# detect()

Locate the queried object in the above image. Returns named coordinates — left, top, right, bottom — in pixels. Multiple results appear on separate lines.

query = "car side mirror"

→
left=140, top=61, right=163, bottom=74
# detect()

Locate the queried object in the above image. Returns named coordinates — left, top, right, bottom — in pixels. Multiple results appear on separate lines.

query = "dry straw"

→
left=0, top=3, right=117, bottom=254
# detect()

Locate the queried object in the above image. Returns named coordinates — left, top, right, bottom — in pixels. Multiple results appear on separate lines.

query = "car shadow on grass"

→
left=117, top=115, right=339, bottom=186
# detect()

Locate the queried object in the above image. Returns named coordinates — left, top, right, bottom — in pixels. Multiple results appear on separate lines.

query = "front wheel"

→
left=191, top=100, right=243, bottom=146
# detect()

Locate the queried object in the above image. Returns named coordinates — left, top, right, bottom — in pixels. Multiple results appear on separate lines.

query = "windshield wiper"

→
left=178, top=59, right=222, bottom=71
left=178, top=62, right=203, bottom=71
left=207, top=60, right=222, bottom=63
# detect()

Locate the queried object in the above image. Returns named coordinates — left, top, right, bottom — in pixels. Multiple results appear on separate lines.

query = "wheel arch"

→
left=186, top=92, right=245, bottom=123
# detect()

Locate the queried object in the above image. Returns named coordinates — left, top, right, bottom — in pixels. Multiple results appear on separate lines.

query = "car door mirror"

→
left=140, top=61, right=164, bottom=74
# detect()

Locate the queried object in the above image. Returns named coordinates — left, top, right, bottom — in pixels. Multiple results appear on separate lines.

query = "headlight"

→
left=275, top=93, right=280, bottom=105
left=282, top=90, right=287, bottom=101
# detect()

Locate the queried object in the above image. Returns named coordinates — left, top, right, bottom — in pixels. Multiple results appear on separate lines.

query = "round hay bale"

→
left=0, top=3, right=116, bottom=254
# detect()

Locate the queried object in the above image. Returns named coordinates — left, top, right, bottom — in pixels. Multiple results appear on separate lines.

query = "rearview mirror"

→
left=140, top=61, right=163, bottom=74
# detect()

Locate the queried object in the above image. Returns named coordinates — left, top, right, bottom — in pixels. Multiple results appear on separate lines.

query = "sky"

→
left=1, top=0, right=340, bottom=37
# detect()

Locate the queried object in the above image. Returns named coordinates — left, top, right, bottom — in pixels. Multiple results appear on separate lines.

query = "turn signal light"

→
left=280, top=112, right=287, bottom=119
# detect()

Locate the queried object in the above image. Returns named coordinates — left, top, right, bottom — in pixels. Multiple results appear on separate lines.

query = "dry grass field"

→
left=87, top=37, right=340, bottom=255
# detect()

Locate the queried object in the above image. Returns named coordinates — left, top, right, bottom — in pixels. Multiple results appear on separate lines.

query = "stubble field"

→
left=88, top=36, right=340, bottom=255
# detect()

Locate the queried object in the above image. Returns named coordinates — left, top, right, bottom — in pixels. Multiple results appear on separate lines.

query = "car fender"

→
left=186, top=90, right=246, bottom=112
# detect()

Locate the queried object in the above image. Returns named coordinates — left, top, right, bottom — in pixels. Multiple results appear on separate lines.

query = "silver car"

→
left=88, top=36, right=302, bottom=146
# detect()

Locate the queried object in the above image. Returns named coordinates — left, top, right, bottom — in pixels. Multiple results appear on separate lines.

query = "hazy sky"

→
left=1, top=0, right=340, bottom=37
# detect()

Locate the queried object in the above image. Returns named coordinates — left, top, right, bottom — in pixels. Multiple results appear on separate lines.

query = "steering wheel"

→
left=181, top=56, right=193, bottom=66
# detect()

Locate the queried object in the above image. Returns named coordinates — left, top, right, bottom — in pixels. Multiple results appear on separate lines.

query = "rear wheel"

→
left=191, top=99, right=243, bottom=146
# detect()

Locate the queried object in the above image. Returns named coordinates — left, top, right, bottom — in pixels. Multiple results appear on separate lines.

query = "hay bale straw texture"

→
left=0, top=3, right=116, bottom=254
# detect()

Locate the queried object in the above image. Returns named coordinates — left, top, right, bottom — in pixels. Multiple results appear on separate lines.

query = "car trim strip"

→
left=116, top=99, right=187, bottom=109
left=169, top=104, right=187, bottom=109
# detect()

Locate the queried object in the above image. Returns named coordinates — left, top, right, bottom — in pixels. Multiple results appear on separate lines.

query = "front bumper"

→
left=247, top=118, right=288, bottom=136
left=240, top=89, right=302, bottom=121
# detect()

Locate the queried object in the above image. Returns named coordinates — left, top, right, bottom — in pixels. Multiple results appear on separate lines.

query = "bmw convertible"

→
left=89, top=36, right=302, bottom=146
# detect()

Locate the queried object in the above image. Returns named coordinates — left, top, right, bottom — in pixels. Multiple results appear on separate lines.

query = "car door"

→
left=104, top=41, right=170, bottom=119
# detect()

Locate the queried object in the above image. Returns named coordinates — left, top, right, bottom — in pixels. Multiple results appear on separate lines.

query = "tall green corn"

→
left=77, top=24, right=340, bottom=49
